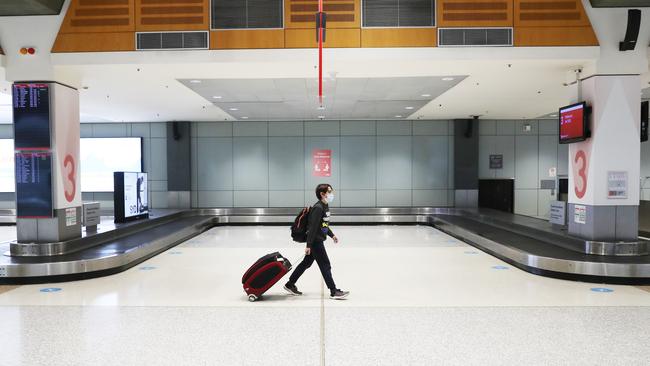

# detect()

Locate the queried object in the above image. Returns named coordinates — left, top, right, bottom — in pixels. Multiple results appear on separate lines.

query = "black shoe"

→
left=330, top=289, right=349, bottom=299
left=284, top=283, right=302, bottom=296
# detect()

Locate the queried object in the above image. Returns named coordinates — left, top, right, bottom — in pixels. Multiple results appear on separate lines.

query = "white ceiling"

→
left=0, top=46, right=634, bottom=123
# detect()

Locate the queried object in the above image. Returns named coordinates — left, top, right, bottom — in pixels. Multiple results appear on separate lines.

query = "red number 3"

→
left=64, top=154, right=76, bottom=202
left=574, top=150, right=587, bottom=199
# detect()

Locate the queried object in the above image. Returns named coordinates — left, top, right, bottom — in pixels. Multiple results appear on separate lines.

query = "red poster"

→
left=312, top=149, right=331, bottom=177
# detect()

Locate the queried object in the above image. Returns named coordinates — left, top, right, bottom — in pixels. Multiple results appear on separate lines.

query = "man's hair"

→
left=315, top=183, right=332, bottom=200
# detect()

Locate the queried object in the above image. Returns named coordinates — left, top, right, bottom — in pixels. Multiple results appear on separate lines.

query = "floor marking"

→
left=492, top=265, right=509, bottom=270
left=320, top=280, right=325, bottom=366
left=0, top=285, right=20, bottom=295
left=635, top=286, right=650, bottom=294
left=39, top=288, right=62, bottom=293
left=590, top=287, right=614, bottom=293
left=139, top=266, right=156, bottom=271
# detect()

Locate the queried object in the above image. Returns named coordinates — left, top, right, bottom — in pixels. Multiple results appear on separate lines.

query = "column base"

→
left=568, top=204, right=638, bottom=241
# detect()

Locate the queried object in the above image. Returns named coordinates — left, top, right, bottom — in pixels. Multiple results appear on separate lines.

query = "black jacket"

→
left=306, top=200, right=334, bottom=247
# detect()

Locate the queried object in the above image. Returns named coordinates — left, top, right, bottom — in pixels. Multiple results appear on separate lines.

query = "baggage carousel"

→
left=1, top=207, right=650, bottom=284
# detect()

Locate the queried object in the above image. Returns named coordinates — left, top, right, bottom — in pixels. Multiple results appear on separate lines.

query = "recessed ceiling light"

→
left=405, top=106, right=414, bottom=110
left=229, top=107, right=239, bottom=111
left=212, top=96, right=222, bottom=99
left=395, top=115, right=402, bottom=118
left=421, top=94, right=431, bottom=97
left=442, top=77, right=455, bottom=81
left=317, top=106, right=325, bottom=110
left=550, top=114, right=557, bottom=117
left=190, top=80, right=201, bottom=83
left=241, top=116, right=249, bottom=119
left=318, top=115, right=325, bottom=119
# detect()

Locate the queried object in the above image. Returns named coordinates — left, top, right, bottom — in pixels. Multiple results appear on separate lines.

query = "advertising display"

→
left=15, top=152, right=53, bottom=218
left=114, top=172, right=148, bottom=223
left=12, top=83, right=51, bottom=149
left=559, top=102, right=590, bottom=144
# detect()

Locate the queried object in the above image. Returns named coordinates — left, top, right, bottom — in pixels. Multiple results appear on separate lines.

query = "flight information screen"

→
left=13, top=83, right=51, bottom=149
left=559, top=102, right=587, bottom=143
left=15, top=152, right=53, bottom=218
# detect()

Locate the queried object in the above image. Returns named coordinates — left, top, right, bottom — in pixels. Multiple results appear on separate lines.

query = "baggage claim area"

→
left=2, top=1, right=650, bottom=365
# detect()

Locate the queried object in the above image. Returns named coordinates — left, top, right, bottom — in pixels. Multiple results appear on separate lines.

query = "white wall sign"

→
left=574, top=204, right=587, bottom=224
left=548, top=167, right=557, bottom=178
left=607, top=171, right=627, bottom=199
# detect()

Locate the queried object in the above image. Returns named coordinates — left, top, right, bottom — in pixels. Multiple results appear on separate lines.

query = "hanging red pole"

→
left=317, top=0, right=325, bottom=107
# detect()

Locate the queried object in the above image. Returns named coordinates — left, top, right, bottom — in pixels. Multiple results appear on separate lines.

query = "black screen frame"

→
left=559, top=101, right=591, bottom=145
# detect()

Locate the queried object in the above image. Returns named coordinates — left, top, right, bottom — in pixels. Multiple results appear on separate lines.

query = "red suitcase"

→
left=242, top=252, right=292, bottom=302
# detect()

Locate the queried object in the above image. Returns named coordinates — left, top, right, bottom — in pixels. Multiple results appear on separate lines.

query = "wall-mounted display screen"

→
left=114, top=172, right=148, bottom=223
left=80, top=138, right=143, bottom=192
left=559, top=102, right=591, bottom=144
left=12, top=83, right=51, bottom=149
left=0, top=137, right=143, bottom=192
left=15, top=152, right=53, bottom=218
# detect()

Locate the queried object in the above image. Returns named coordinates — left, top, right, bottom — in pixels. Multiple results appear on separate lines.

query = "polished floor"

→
left=1, top=225, right=650, bottom=365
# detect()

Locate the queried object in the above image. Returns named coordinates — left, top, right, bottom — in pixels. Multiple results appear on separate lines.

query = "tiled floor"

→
left=1, top=225, right=650, bottom=365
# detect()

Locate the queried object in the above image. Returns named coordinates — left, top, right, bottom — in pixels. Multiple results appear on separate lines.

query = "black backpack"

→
left=291, top=207, right=310, bottom=242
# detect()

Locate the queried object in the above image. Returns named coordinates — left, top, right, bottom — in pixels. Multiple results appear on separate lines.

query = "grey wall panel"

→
left=515, top=135, right=538, bottom=189
left=494, top=135, right=515, bottom=179
left=642, top=141, right=650, bottom=180
left=377, top=136, right=412, bottom=189
left=197, top=138, right=233, bottom=190
left=191, top=190, right=198, bottom=207
left=304, top=137, right=340, bottom=191
left=191, top=137, right=198, bottom=191
left=233, top=137, right=269, bottom=190
left=197, top=191, right=233, bottom=207
left=538, top=119, right=558, bottom=135
left=478, top=135, right=496, bottom=178
left=479, top=120, right=496, bottom=135
left=453, top=119, right=479, bottom=189
left=269, top=121, right=304, bottom=136
left=151, top=191, right=169, bottom=209
left=413, top=136, right=448, bottom=189
left=93, top=123, right=127, bottom=137
left=538, top=135, right=558, bottom=182
left=269, top=137, right=304, bottom=190
left=150, top=181, right=168, bottom=191
left=341, top=120, right=376, bottom=136
left=340, top=190, right=376, bottom=207
left=269, top=190, right=304, bottom=207
left=557, top=143, right=569, bottom=176
left=197, top=122, right=232, bottom=137
left=377, top=120, right=412, bottom=135
left=80, top=124, right=93, bottom=138
left=496, top=120, right=515, bottom=135
left=341, top=136, right=376, bottom=190
left=377, top=190, right=411, bottom=206
left=0, top=200, right=15, bottom=209
left=234, top=191, right=269, bottom=207
left=131, top=123, right=150, bottom=138
left=515, top=120, right=538, bottom=135
left=413, top=120, right=448, bottom=136
left=167, top=122, right=191, bottom=191
left=234, top=121, right=268, bottom=137
left=514, top=189, right=538, bottom=216
left=150, top=123, right=167, bottom=138
left=305, top=121, right=340, bottom=136
left=538, top=189, right=554, bottom=217
left=413, top=190, right=448, bottom=206
left=142, top=138, right=151, bottom=174
left=149, top=138, right=168, bottom=181
left=447, top=136, right=454, bottom=188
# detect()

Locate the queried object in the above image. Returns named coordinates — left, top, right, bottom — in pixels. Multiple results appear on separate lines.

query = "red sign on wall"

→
left=312, top=149, right=331, bottom=177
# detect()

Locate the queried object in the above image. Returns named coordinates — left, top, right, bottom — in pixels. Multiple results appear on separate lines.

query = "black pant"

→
left=288, top=240, right=336, bottom=291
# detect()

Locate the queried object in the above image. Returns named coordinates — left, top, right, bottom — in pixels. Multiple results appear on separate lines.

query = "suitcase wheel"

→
left=248, top=294, right=258, bottom=302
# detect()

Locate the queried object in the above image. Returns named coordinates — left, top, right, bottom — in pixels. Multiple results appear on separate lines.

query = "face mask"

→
left=326, top=193, right=334, bottom=203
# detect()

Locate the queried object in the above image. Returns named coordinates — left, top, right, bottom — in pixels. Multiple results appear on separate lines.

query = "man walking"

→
left=284, top=184, right=349, bottom=299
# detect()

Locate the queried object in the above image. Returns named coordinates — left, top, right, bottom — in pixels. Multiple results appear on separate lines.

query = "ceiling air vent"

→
left=137, top=31, right=209, bottom=50
left=438, top=28, right=513, bottom=47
